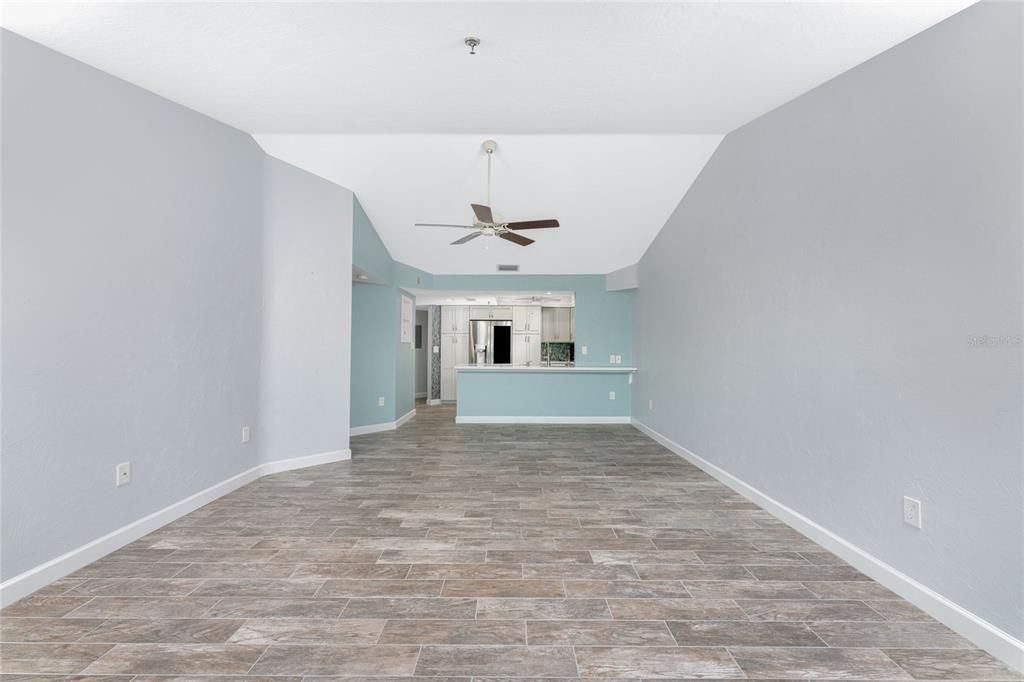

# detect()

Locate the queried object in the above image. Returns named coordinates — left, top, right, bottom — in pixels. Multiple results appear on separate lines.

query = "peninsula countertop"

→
left=454, top=364, right=637, bottom=373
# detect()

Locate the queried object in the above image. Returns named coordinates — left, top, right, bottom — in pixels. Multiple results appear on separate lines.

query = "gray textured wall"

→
left=633, top=3, right=1022, bottom=638
left=0, top=30, right=264, bottom=579
left=258, top=156, right=353, bottom=464
left=1, top=31, right=354, bottom=581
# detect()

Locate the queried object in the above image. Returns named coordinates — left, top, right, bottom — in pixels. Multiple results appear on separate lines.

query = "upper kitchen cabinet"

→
left=513, top=306, right=542, bottom=333
left=542, top=307, right=574, bottom=342
left=441, top=305, right=469, bottom=334
left=470, top=306, right=513, bottom=320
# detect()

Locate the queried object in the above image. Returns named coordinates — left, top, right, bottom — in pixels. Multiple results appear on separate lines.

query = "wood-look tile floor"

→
left=2, top=403, right=1020, bottom=680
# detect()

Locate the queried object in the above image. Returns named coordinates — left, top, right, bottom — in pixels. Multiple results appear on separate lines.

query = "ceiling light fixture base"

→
left=481, top=139, right=497, bottom=154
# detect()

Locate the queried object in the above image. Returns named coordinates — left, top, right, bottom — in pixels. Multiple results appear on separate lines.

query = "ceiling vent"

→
left=497, top=264, right=519, bottom=272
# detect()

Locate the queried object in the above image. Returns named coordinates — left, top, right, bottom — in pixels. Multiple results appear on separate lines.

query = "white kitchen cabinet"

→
left=513, top=306, right=542, bottom=333
left=471, top=306, right=513, bottom=320
left=541, top=307, right=574, bottom=342
left=513, top=332, right=542, bottom=366
left=441, top=306, right=469, bottom=334
left=440, top=332, right=469, bottom=401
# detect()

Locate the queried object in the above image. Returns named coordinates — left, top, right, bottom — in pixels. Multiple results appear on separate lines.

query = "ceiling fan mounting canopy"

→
left=414, top=140, right=559, bottom=247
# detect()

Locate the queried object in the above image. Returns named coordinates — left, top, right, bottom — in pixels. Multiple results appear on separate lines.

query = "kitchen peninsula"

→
left=454, top=364, right=637, bottom=423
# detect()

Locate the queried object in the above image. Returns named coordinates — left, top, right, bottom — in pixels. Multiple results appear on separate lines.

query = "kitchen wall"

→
left=633, top=1, right=1022, bottom=645
left=429, top=274, right=633, bottom=367
left=1, top=31, right=354, bottom=587
left=351, top=210, right=633, bottom=426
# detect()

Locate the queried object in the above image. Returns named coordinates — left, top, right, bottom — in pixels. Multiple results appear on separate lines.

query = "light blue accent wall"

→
left=352, top=198, right=393, bottom=281
left=456, top=371, right=632, bottom=418
left=350, top=202, right=428, bottom=428
left=351, top=282, right=397, bottom=428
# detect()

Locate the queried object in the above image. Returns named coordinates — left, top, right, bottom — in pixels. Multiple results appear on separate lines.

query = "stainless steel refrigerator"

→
left=469, top=319, right=512, bottom=365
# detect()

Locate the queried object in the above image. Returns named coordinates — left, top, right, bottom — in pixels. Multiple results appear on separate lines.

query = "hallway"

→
left=2, top=408, right=1017, bottom=679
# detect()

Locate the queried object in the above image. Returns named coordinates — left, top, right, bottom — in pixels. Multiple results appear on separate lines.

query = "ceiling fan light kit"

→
left=414, top=140, right=560, bottom=247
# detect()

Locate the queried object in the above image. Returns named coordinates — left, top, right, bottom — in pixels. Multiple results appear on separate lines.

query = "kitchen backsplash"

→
left=542, top=342, right=574, bottom=363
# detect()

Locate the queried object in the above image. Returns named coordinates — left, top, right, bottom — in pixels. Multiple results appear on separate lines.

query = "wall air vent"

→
left=497, top=264, right=520, bottom=272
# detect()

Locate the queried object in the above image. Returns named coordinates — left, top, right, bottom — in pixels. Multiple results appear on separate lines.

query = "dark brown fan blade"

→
left=415, top=223, right=475, bottom=228
left=505, top=219, right=560, bottom=230
left=470, top=204, right=494, bottom=224
left=450, top=232, right=482, bottom=245
left=499, top=232, right=534, bottom=247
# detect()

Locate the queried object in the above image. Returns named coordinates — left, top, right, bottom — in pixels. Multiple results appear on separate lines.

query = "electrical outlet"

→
left=614, top=355, right=622, bottom=364
left=378, top=396, right=386, bottom=407
left=116, top=462, right=131, bottom=487
left=241, top=425, right=251, bottom=443
left=581, top=345, right=588, bottom=355
left=609, top=391, right=616, bottom=400
left=903, top=496, right=922, bottom=529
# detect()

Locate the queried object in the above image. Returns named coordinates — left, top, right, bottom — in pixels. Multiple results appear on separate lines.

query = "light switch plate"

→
left=241, top=425, right=251, bottom=443
left=609, top=391, right=616, bottom=400
left=581, top=346, right=588, bottom=355
left=378, top=397, right=386, bottom=407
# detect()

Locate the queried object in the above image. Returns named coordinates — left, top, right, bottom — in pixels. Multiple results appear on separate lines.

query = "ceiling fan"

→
left=415, top=140, right=560, bottom=247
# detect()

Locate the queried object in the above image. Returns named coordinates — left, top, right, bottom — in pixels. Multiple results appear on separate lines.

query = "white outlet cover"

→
left=116, top=461, right=131, bottom=487
left=581, top=345, right=588, bottom=355
left=609, top=391, right=616, bottom=400
left=903, top=496, right=923, bottom=529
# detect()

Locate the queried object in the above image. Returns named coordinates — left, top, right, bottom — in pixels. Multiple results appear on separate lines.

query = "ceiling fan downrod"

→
left=482, top=139, right=497, bottom=208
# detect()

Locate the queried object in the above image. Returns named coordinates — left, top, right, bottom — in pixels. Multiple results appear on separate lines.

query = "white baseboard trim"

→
left=0, top=448, right=351, bottom=608
left=350, top=421, right=395, bottom=436
left=427, top=398, right=441, bottom=406
left=260, top=448, right=351, bottom=475
left=351, top=409, right=417, bottom=436
left=456, top=415, right=631, bottom=424
left=631, top=419, right=1024, bottom=672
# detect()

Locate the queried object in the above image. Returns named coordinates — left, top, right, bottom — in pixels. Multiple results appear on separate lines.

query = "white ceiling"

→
left=2, top=1, right=973, bottom=135
left=256, top=134, right=723, bottom=274
left=2, top=1, right=973, bottom=274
